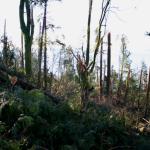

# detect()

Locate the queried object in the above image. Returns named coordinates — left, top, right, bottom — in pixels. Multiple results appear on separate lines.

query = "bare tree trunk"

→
left=138, top=69, right=143, bottom=110
left=100, top=39, right=103, bottom=99
left=76, top=0, right=111, bottom=108
left=103, top=60, right=106, bottom=95
left=79, top=0, right=93, bottom=108
left=123, top=67, right=130, bottom=105
left=137, top=69, right=143, bottom=125
left=43, top=1, right=47, bottom=90
left=117, top=69, right=123, bottom=98
left=106, top=33, right=111, bottom=96
left=117, top=53, right=125, bottom=98
left=37, top=2, right=46, bottom=87
left=21, top=32, right=24, bottom=70
left=19, top=0, right=34, bottom=76
left=37, top=23, right=42, bottom=86
left=49, top=72, right=53, bottom=93
left=2, top=19, right=8, bottom=66
left=144, top=67, right=150, bottom=118
left=96, top=67, right=99, bottom=83
left=86, top=0, right=93, bottom=66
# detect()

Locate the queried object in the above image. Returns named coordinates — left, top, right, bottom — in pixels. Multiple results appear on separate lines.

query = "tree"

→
left=99, top=38, right=103, bottom=98
left=144, top=67, right=150, bottom=118
left=106, top=32, right=111, bottom=96
left=137, top=69, right=143, bottom=110
left=37, top=2, right=47, bottom=88
left=117, top=35, right=131, bottom=98
left=1, top=20, right=16, bottom=69
left=123, top=66, right=131, bottom=104
left=63, top=46, right=75, bottom=79
left=20, top=32, right=25, bottom=70
left=76, top=0, right=111, bottom=108
left=137, top=68, right=143, bottom=124
left=35, top=0, right=61, bottom=88
left=2, top=20, right=8, bottom=66
left=19, top=0, right=34, bottom=76
left=141, top=61, right=148, bottom=91
left=43, top=0, right=48, bottom=90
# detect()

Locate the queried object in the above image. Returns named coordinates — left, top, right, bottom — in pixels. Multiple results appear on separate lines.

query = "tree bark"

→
left=76, top=0, right=111, bottom=108
left=2, top=20, right=8, bottom=66
left=21, top=32, right=24, bottom=70
left=137, top=69, right=143, bottom=124
left=37, top=2, right=47, bottom=87
left=123, top=67, right=130, bottom=104
left=86, top=0, right=93, bottom=66
left=144, top=68, right=150, bottom=118
left=44, top=1, right=47, bottom=90
left=138, top=69, right=143, bottom=110
left=19, top=0, right=34, bottom=76
left=106, top=33, right=111, bottom=96
left=100, top=39, right=103, bottom=99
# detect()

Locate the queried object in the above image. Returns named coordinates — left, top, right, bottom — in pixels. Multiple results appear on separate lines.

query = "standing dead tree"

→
left=137, top=69, right=143, bottom=124
left=123, top=66, right=131, bottom=104
left=20, top=32, right=24, bottom=70
left=138, top=69, right=143, bottom=110
left=2, top=20, right=8, bottom=66
left=117, top=35, right=131, bottom=99
left=144, top=67, right=150, bottom=118
left=106, top=32, right=111, bottom=96
left=37, top=1, right=47, bottom=88
left=100, top=39, right=103, bottom=99
left=76, top=0, right=111, bottom=108
left=43, top=1, right=48, bottom=90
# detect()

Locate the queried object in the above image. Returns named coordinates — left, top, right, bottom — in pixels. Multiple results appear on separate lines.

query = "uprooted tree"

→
left=76, top=0, right=111, bottom=108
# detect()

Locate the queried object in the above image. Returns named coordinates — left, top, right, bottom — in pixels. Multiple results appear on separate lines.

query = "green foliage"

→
left=0, top=139, right=20, bottom=150
left=16, top=89, right=46, bottom=116
left=0, top=121, right=7, bottom=134
left=52, top=74, right=80, bottom=100
left=67, top=98, right=82, bottom=112
left=0, top=100, right=23, bottom=126
left=0, top=85, right=149, bottom=150
left=11, top=115, right=33, bottom=138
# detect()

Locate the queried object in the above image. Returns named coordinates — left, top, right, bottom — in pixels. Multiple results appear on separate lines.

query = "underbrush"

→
left=0, top=86, right=149, bottom=150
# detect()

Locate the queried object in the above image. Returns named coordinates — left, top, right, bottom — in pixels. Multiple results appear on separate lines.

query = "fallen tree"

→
left=0, top=64, right=61, bottom=103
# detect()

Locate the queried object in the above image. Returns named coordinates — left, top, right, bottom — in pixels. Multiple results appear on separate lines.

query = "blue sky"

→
left=0, top=0, right=149, bottom=70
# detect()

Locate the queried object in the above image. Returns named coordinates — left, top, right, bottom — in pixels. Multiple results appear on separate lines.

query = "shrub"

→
left=0, top=100, right=23, bottom=126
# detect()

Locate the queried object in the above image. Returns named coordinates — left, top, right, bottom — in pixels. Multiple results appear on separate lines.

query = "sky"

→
left=0, top=0, right=150, bottom=70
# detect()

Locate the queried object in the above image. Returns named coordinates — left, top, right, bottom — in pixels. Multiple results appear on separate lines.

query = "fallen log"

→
left=0, top=65, right=61, bottom=104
